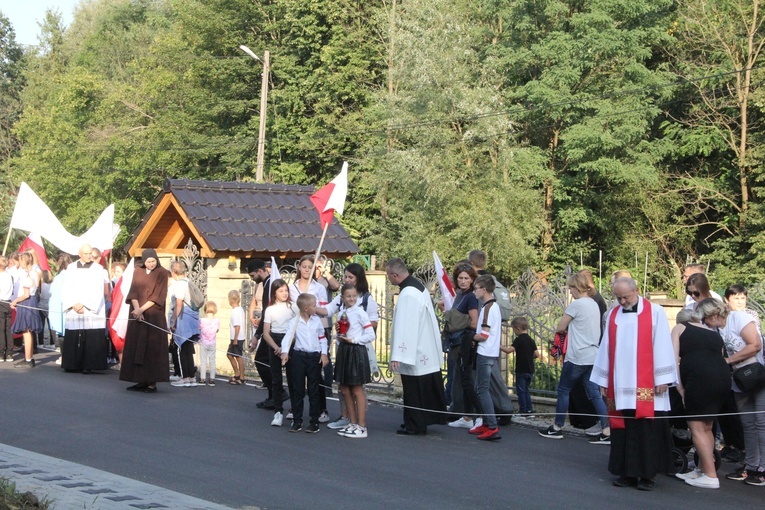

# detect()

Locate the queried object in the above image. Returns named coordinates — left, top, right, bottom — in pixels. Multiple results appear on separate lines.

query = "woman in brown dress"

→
left=119, top=249, right=170, bottom=392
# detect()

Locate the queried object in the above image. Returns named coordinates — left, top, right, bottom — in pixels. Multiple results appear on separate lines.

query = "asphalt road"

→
left=0, top=351, right=761, bottom=510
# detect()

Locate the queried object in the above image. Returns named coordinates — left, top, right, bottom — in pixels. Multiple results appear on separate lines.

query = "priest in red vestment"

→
left=590, top=277, right=677, bottom=491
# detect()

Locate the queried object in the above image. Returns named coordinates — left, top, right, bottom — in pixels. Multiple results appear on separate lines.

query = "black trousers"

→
left=255, top=336, right=273, bottom=398
left=269, top=333, right=292, bottom=413
left=456, top=332, right=482, bottom=415
left=177, top=341, right=196, bottom=379
left=0, top=302, right=11, bottom=358
left=170, top=342, right=180, bottom=377
left=288, top=350, right=322, bottom=426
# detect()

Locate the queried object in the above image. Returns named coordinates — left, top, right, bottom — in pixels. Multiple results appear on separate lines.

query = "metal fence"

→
left=228, top=260, right=584, bottom=396
left=237, top=259, right=584, bottom=398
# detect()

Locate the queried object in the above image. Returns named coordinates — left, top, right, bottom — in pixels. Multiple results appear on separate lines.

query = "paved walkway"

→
left=0, top=443, right=236, bottom=510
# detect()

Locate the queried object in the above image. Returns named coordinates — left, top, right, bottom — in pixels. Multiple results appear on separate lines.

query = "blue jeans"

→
left=554, top=361, right=607, bottom=428
left=516, top=372, right=533, bottom=413
left=475, top=354, right=498, bottom=429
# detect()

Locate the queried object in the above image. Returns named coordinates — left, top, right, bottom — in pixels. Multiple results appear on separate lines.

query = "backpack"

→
left=491, top=277, right=512, bottom=322
left=187, top=279, right=205, bottom=312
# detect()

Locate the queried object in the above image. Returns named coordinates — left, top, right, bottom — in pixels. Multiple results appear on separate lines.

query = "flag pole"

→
left=282, top=222, right=330, bottom=361
left=2, top=228, right=12, bottom=256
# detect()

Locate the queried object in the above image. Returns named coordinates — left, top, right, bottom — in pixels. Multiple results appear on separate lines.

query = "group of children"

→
left=192, top=289, right=246, bottom=387
left=196, top=275, right=539, bottom=443
left=262, top=279, right=375, bottom=437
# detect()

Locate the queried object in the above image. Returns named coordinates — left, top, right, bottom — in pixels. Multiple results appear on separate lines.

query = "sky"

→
left=1, top=0, right=79, bottom=47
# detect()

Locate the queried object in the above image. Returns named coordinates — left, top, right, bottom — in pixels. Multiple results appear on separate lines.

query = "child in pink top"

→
left=198, top=301, right=220, bottom=386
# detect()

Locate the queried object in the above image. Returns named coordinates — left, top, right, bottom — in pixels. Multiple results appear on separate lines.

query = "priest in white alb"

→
left=61, top=244, right=109, bottom=373
left=590, top=277, right=677, bottom=491
left=386, top=258, right=447, bottom=435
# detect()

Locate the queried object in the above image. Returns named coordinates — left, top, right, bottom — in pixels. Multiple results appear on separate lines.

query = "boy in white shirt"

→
left=469, top=274, right=502, bottom=441
left=280, top=294, right=328, bottom=433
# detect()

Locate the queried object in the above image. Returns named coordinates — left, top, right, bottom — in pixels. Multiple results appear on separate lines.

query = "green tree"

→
left=661, top=0, right=765, bottom=289
left=0, top=12, right=25, bottom=164
left=494, top=0, right=678, bottom=273
left=0, top=11, right=27, bottom=234
left=354, top=0, right=545, bottom=276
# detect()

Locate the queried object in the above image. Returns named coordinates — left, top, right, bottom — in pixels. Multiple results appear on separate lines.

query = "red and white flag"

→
left=18, top=233, right=50, bottom=271
left=433, top=251, right=456, bottom=310
left=310, top=162, right=348, bottom=229
left=108, top=258, right=135, bottom=353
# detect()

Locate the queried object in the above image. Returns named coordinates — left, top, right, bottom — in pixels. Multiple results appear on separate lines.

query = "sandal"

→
left=229, top=377, right=242, bottom=385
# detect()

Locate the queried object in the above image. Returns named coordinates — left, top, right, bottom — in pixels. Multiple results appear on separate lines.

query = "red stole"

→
left=607, top=299, right=655, bottom=429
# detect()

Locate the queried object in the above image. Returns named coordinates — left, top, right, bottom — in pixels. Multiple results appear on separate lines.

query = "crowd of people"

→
left=536, top=262, right=765, bottom=492
left=4, top=244, right=764, bottom=490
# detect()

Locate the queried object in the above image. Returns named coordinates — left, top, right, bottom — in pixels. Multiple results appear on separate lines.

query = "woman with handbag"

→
left=439, top=263, right=480, bottom=429
left=721, top=285, right=765, bottom=486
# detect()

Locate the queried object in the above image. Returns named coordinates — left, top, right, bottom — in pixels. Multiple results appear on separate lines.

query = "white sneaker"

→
left=448, top=417, right=474, bottom=429
left=685, top=474, right=720, bottom=489
left=271, top=412, right=283, bottom=427
left=285, top=410, right=293, bottom=420
left=338, top=424, right=356, bottom=437
left=468, top=417, right=484, bottom=434
left=171, top=380, right=186, bottom=387
left=343, top=425, right=368, bottom=438
left=318, top=411, right=330, bottom=423
left=169, top=375, right=182, bottom=382
left=584, top=423, right=603, bottom=436
left=328, top=417, right=351, bottom=430
left=676, top=469, right=703, bottom=481
left=185, top=379, right=198, bottom=387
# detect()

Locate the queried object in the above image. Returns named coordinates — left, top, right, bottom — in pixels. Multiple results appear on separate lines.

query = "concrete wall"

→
left=203, top=257, right=251, bottom=376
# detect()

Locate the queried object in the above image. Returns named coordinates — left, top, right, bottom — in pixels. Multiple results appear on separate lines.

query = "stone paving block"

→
left=81, top=488, right=118, bottom=494
left=0, top=444, right=234, bottom=509
left=105, top=495, right=141, bottom=502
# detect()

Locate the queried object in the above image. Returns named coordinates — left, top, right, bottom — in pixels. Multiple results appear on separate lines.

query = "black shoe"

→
left=126, top=383, right=149, bottom=391
left=305, top=423, right=320, bottom=434
left=588, top=433, right=611, bottom=445
left=396, top=428, right=426, bottom=436
left=637, top=478, right=654, bottom=491
left=142, top=386, right=157, bottom=393
left=289, top=421, right=302, bottom=433
left=721, top=446, right=745, bottom=463
left=613, top=476, right=638, bottom=488
left=256, top=399, right=275, bottom=409
left=13, top=359, right=35, bottom=369
left=538, top=425, right=563, bottom=439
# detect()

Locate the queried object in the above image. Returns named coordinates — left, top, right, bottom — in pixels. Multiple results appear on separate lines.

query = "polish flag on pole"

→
left=310, top=161, right=348, bottom=229
left=433, top=251, right=456, bottom=310
left=108, top=258, right=135, bottom=353
left=18, top=233, right=50, bottom=271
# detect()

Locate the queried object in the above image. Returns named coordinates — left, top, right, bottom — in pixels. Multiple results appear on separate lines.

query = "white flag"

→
left=433, top=251, right=456, bottom=310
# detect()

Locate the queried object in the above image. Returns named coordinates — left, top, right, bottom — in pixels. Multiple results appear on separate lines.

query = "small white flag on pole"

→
left=433, top=251, right=456, bottom=310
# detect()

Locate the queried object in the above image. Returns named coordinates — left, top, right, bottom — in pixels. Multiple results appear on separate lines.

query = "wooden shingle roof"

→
left=124, top=179, right=360, bottom=258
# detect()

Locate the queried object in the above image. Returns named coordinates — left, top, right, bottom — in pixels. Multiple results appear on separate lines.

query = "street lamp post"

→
left=239, top=45, right=270, bottom=182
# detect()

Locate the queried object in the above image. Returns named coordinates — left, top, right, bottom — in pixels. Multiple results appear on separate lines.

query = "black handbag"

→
left=732, top=361, right=765, bottom=393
